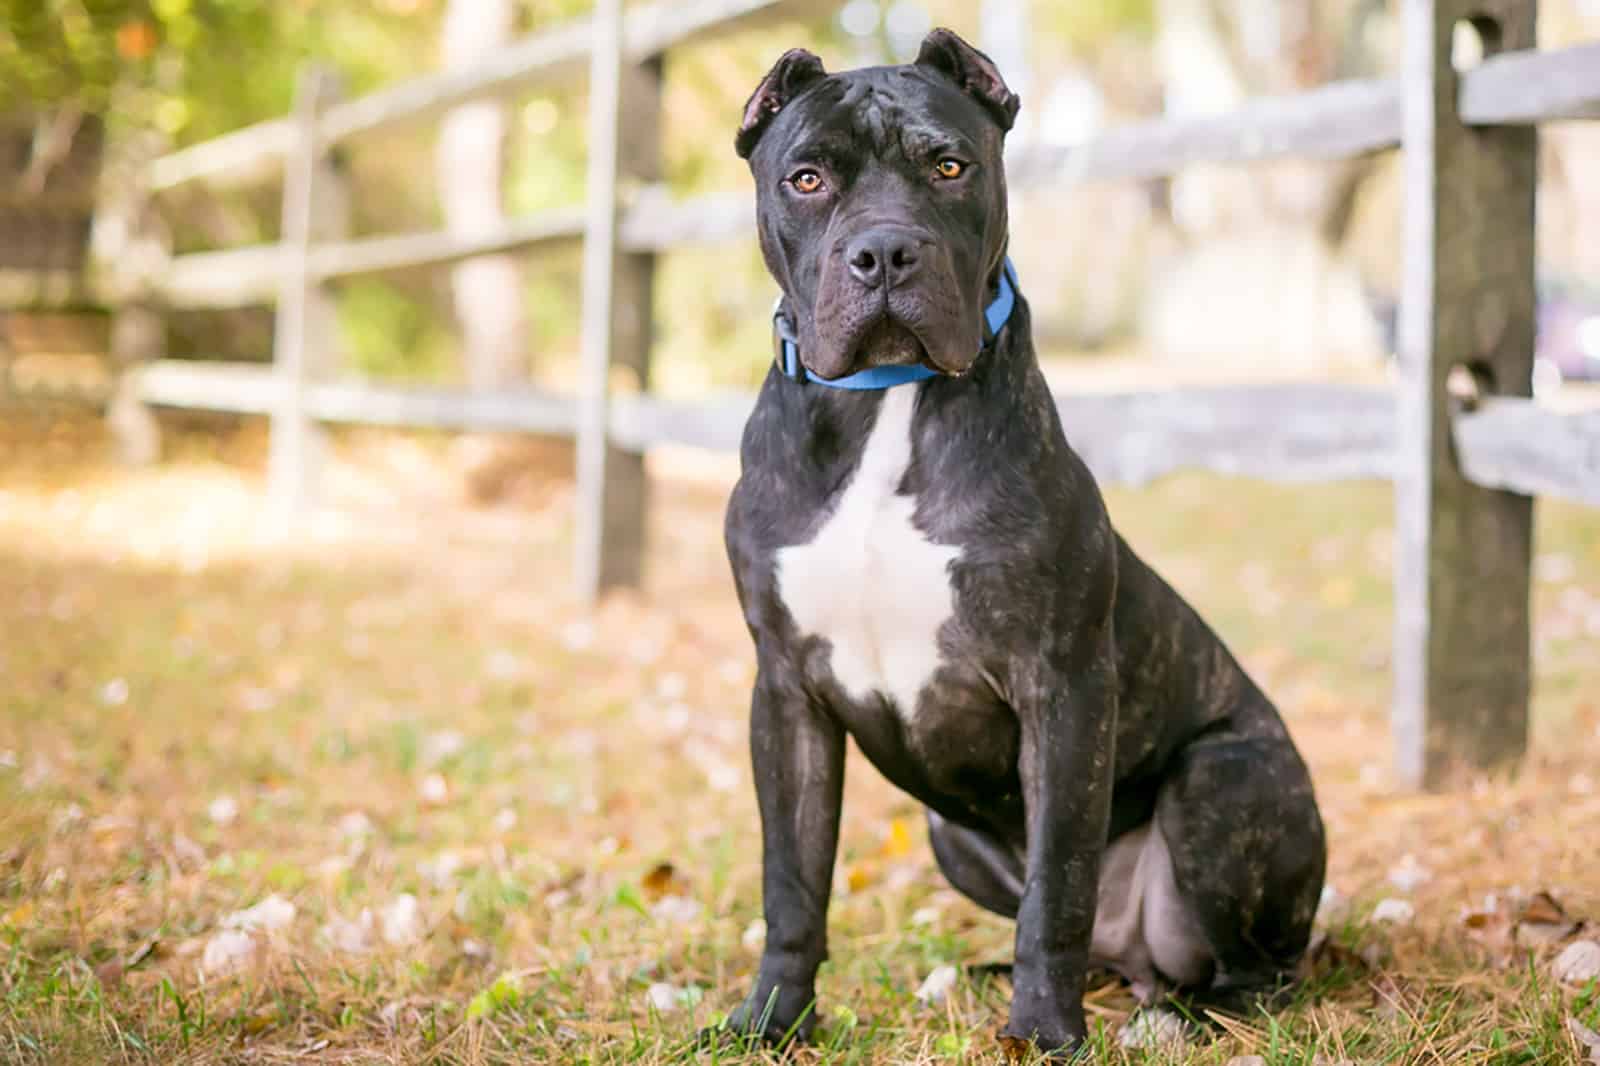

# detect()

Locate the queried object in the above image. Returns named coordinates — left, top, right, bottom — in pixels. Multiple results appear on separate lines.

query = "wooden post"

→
left=268, top=66, right=349, bottom=518
left=575, top=0, right=658, bottom=600
left=1394, top=0, right=1537, bottom=789
left=95, top=121, right=169, bottom=465
left=107, top=304, right=163, bottom=463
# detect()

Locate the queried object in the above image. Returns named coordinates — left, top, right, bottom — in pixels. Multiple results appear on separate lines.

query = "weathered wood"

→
left=106, top=305, right=164, bottom=463
left=267, top=68, right=350, bottom=518
left=1058, top=385, right=1396, bottom=486
left=620, top=188, right=755, bottom=252
left=145, top=0, right=808, bottom=191
left=135, top=366, right=1400, bottom=490
left=1008, top=77, right=1401, bottom=187
left=611, top=384, right=1398, bottom=485
left=146, top=30, right=1600, bottom=197
left=321, top=0, right=801, bottom=144
left=135, top=358, right=578, bottom=434
left=147, top=118, right=296, bottom=192
left=310, top=379, right=577, bottom=433
left=1394, top=0, right=1537, bottom=790
left=136, top=358, right=279, bottom=414
left=157, top=245, right=281, bottom=308
left=1459, top=41, right=1600, bottom=124
left=96, top=127, right=171, bottom=463
left=574, top=0, right=661, bottom=600
left=313, top=209, right=586, bottom=280
left=1454, top=398, right=1600, bottom=509
left=438, top=0, right=527, bottom=393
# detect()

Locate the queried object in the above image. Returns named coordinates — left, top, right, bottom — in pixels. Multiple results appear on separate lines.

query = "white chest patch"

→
left=775, top=387, right=961, bottom=719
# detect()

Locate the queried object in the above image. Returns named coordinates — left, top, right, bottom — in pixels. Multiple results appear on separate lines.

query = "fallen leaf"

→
left=1227, top=1057, right=1267, bottom=1066
left=380, top=894, right=424, bottom=946
left=916, top=964, right=958, bottom=1005
left=222, top=895, right=295, bottom=934
left=1569, top=1017, right=1600, bottom=1065
left=881, top=818, right=914, bottom=860
left=320, top=910, right=374, bottom=955
left=845, top=861, right=878, bottom=895
left=640, top=861, right=685, bottom=901
left=1387, top=853, right=1433, bottom=892
left=1118, top=1008, right=1193, bottom=1049
left=997, top=1033, right=1033, bottom=1064
left=419, top=773, right=449, bottom=806
left=1371, top=898, right=1415, bottom=925
left=201, top=929, right=257, bottom=974
left=1516, top=890, right=1580, bottom=948
left=207, top=795, right=239, bottom=825
left=650, top=895, right=701, bottom=925
left=1551, top=940, right=1600, bottom=986
left=645, top=981, right=681, bottom=1013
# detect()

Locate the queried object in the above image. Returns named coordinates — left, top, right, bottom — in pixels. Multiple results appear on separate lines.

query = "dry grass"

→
left=2, top=412, right=1599, bottom=1065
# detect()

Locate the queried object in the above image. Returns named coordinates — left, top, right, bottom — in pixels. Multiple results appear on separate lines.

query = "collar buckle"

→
left=772, top=306, right=805, bottom=383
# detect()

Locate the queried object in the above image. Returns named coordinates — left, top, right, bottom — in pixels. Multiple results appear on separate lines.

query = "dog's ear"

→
left=736, top=48, right=827, bottom=159
left=915, top=28, right=1020, bottom=132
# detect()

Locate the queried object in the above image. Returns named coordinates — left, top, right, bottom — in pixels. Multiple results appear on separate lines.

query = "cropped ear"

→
left=914, top=28, right=1020, bottom=132
left=736, top=48, right=827, bottom=159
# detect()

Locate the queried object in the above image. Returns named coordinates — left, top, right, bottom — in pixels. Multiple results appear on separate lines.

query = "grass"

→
left=1, top=412, right=1598, bottom=1064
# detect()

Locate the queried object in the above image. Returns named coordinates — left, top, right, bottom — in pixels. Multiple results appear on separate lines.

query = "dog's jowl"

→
left=718, top=28, right=1326, bottom=1056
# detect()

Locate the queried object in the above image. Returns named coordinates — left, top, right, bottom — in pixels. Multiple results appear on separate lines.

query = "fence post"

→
left=575, top=0, right=658, bottom=600
left=96, top=124, right=169, bottom=465
left=1395, top=0, right=1537, bottom=789
left=268, top=66, right=348, bottom=518
left=107, top=303, right=163, bottom=463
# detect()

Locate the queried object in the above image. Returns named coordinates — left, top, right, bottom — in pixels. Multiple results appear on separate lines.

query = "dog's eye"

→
left=790, top=169, right=824, bottom=194
left=935, top=158, right=965, bottom=180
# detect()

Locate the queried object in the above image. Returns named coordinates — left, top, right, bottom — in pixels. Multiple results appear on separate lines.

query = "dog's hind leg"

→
left=1153, top=729, right=1326, bottom=1006
left=926, top=810, right=1024, bottom=919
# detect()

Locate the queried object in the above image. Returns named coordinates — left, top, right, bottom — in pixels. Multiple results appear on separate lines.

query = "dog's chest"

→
left=775, top=388, right=960, bottom=719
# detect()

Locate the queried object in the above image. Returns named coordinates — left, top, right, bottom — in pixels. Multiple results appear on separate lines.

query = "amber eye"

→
left=936, top=158, right=965, bottom=180
left=791, top=169, right=824, bottom=194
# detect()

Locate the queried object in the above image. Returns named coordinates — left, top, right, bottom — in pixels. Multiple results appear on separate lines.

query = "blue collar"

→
left=773, top=258, right=1020, bottom=390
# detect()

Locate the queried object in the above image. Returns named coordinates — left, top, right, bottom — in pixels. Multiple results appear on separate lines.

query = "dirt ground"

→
left=2, top=412, right=1598, bottom=1064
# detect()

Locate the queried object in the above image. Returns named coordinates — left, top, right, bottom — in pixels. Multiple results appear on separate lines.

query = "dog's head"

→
left=737, top=29, right=1020, bottom=380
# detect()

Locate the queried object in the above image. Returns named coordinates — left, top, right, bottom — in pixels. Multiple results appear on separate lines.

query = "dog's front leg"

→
left=1000, top=623, right=1118, bottom=1056
left=726, top=667, right=844, bottom=1045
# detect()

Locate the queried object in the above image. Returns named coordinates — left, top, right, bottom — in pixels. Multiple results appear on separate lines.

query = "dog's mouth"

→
left=853, top=317, right=927, bottom=369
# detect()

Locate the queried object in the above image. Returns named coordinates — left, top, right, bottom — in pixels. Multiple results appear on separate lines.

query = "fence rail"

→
left=147, top=0, right=812, bottom=192
left=100, top=0, right=1600, bottom=789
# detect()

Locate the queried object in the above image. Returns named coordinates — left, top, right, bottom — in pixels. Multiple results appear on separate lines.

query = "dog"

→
left=716, top=28, right=1326, bottom=1055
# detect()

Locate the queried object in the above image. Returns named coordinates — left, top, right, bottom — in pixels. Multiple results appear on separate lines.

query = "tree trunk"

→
left=436, top=0, right=525, bottom=391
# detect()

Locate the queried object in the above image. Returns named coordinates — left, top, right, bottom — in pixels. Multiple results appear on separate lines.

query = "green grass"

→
left=1, top=417, right=1598, bottom=1064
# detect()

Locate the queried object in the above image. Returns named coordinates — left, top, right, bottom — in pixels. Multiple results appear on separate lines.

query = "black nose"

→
left=845, top=227, right=922, bottom=289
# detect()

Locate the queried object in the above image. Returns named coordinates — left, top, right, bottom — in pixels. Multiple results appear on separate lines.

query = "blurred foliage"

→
left=1035, top=0, right=1156, bottom=52
left=3, top=0, right=438, bottom=139
left=2, top=0, right=1167, bottom=386
left=338, top=278, right=453, bottom=381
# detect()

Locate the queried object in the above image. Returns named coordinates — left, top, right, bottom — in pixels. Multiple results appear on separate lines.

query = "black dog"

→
left=718, top=28, right=1325, bottom=1056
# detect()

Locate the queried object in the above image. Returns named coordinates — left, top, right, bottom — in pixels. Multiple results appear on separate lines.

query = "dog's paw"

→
left=700, top=985, right=817, bottom=1051
left=997, top=1013, right=1088, bottom=1061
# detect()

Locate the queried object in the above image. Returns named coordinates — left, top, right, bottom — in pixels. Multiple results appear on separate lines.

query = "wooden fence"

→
left=108, top=0, right=1599, bottom=789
